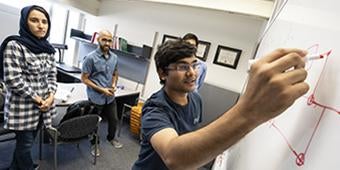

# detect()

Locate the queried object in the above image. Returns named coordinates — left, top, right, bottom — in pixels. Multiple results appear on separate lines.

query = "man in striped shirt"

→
left=81, top=30, right=123, bottom=157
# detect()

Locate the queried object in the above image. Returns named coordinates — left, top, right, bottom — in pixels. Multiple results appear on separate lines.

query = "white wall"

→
left=0, top=0, right=51, bottom=11
left=0, top=3, right=19, bottom=42
left=84, top=0, right=268, bottom=98
left=0, top=0, right=51, bottom=42
left=0, top=1, right=83, bottom=67
left=52, top=0, right=100, bottom=15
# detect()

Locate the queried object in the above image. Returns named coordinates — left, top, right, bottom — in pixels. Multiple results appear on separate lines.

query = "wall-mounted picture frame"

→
left=213, top=45, right=242, bottom=69
left=196, top=40, right=210, bottom=61
left=162, top=34, right=180, bottom=43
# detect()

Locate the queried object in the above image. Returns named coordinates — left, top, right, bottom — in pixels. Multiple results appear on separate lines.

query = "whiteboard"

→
left=0, top=3, right=19, bottom=42
left=227, top=1, right=340, bottom=170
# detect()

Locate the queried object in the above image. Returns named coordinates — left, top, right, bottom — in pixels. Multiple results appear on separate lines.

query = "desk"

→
left=56, top=63, right=82, bottom=83
left=55, top=83, right=86, bottom=106
left=57, top=63, right=81, bottom=73
left=54, top=83, right=140, bottom=125
left=55, top=82, right=140, bottom=106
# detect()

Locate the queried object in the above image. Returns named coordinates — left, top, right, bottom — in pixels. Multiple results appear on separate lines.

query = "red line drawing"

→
left=268, top=44, right=336, bottom=166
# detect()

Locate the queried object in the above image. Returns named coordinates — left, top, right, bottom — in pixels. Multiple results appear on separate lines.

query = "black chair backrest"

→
left=0, top=91, right=5, bottom=124
left=60, top=100, right=97, bottom=124
left=0, top=86, right=14, bottom=141
left=58, top=114, right=99, bottom=140
left=0, top=93, right=4, bottom=111
left=116, top=93, right=139, bottom=116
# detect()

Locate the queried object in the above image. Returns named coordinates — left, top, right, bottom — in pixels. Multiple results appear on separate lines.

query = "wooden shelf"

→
left=72, top=36, right=152, bottom=61
left=74, top=36, right=152, bottom=84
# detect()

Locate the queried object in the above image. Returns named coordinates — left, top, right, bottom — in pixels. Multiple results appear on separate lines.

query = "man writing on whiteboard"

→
left=132, top=40, right=308, bottom=169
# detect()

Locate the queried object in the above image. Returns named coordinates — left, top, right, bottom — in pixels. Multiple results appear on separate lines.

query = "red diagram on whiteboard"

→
left=268, top=44, right=336, bottom=166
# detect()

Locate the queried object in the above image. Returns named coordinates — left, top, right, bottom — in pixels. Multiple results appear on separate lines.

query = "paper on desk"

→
left=55, top=88, right=71, bottom=102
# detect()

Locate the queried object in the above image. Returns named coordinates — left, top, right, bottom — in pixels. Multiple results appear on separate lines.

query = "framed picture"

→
left=162, top=34, right=180, bottom=43
left=196, top=40, right=210, bottom=61
left=213, top=45, right=242, bottom=69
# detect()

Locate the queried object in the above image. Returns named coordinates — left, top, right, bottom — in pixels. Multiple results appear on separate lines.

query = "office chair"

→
left=117, top=100, right=144, bottom=141
left=117, top=93, right=140, bottom=137
left=43, top=100, right=101, bottom=170
left=0, top=85, right=15, bottom=143
left=118, top=103, right=133, bottom=137
left=0, top=114, right=15, bottom=143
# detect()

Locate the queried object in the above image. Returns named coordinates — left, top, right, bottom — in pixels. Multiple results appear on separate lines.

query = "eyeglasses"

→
left=166, top=62, right=201, bottom=72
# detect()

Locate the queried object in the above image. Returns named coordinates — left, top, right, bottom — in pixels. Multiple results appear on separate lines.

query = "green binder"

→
left=119, top=37, right=128, bottom=52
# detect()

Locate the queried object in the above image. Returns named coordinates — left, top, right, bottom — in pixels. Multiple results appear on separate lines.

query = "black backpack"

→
left=60, top=100, right=98, bottom=124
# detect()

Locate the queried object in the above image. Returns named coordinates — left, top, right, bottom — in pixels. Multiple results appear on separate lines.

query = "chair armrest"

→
left=122, top=104, right=133, bottom=117
left=46, top=126, right=60, bottom=137
left=123, top=103, right=133, bottom=109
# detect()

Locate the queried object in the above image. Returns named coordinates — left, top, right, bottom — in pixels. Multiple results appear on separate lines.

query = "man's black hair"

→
left=154, top=40, right=197, bottom=84
left=182, top=33, right=199, bottom=47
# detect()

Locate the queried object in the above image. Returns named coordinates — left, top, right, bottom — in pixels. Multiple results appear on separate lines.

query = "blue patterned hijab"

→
left=0, top=5, right=55, bottom=79
left=5, top=5, right=55, bottom=53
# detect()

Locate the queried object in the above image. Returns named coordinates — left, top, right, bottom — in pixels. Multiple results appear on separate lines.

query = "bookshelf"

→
left=71, top=30, right=152, bottom=84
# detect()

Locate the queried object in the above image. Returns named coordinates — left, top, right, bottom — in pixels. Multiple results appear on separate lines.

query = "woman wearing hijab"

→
left=0, top=5, right=56, bottom=170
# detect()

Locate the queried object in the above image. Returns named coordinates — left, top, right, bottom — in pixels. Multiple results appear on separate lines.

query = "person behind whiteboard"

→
left=1, top=5, right=57, bottom=170
left=81, top=30, right=123, bottom=157
left=182, top=33, right=207, bottom=90
left=132, top=40, right=309, bottom=169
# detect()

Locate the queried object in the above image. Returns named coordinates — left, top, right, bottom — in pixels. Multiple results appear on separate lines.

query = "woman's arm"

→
left=3, top=41, right=38, bottom=100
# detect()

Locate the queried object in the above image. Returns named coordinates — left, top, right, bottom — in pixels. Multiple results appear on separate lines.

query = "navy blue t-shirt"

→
left=132, top=88, right=202, bottom=170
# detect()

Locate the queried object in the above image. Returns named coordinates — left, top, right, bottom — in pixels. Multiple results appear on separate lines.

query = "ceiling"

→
left=56, top=0, right=275, bottom=19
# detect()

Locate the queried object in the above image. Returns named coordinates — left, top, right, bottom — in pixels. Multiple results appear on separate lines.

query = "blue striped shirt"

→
left=82, top=47, right=118, bottom=105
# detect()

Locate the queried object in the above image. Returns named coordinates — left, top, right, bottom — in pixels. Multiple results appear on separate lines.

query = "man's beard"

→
left=100, top=44, right=110, bottom=53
